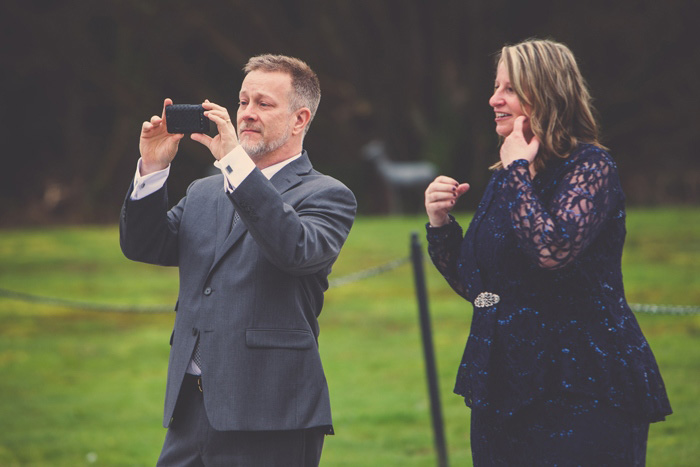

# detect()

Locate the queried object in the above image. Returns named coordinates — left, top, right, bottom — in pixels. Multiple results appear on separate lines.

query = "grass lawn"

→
left=0, top=207, right=698, bottom=466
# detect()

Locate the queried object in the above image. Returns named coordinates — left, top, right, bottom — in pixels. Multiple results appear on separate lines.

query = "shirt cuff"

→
left=130, top=159, right=170, bottom=200
left=213, top=146, right=256, bottom=192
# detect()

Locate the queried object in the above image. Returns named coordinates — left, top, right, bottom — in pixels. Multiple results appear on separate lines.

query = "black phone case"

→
left=165, top=104, right=210, bottom=134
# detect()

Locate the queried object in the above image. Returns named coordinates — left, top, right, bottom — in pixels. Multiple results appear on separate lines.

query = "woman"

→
left=424, top=39, right=671, bottom=465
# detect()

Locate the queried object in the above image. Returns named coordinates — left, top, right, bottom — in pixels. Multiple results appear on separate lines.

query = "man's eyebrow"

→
left=239, top=90, right=276, bottom=101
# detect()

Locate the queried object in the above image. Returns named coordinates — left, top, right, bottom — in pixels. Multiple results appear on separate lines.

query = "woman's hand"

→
left=190, top=99, right=239, bottom=160
left=500, top=116, right=539, bottom=169
left=425, top=176, right=470, bottom=227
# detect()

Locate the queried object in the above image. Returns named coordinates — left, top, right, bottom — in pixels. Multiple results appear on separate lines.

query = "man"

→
left=120, top=55, right=356, bottom=466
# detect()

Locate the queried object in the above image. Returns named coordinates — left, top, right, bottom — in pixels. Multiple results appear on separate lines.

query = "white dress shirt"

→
left=131, top=146, right=301, bottom=200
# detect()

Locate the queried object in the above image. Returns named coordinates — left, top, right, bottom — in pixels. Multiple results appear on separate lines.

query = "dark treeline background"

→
left=1, top=0, right=697, bottom=225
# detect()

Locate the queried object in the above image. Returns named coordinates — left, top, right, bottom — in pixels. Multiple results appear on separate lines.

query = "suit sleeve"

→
left=229, top=169, right=357, bottom=276
left=119, top=181, right=186, bottom=267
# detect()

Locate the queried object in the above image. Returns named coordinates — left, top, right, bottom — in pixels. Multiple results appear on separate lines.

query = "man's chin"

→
left=240, top=141, right=266, bottom=158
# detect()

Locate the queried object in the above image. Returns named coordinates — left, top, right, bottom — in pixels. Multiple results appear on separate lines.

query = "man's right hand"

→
left=139, top=98, right=185, bottom=175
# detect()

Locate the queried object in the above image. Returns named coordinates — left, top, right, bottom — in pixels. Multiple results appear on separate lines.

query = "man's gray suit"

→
left=120, top=151, right=356, bottom=432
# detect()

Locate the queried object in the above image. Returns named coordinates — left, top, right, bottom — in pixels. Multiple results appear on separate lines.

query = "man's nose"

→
left=239, top=107, right=258, bottom=121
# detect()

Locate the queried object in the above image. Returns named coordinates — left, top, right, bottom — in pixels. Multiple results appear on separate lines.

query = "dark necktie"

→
left=232, top=210, right=240, bottom=230
left=192, top=339, right=203, bottom=369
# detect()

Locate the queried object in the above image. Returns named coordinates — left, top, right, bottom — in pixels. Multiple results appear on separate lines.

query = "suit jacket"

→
left=120, top=151, right=356, bottom=431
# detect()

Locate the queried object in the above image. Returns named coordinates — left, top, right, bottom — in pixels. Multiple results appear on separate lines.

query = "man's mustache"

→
left=239, top=124, right=262, bottom=133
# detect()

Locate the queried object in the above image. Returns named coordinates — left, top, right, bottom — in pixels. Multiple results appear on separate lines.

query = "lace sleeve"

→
left=426, top=217, right=471, bottom=299
left=503, top=152, right=618, bottom=270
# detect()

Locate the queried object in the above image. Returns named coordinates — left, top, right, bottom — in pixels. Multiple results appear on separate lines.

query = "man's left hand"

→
left=191, top=100, right=239, bottom=160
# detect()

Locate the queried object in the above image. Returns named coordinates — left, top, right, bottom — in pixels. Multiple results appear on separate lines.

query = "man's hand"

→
left=425, top=176, right=470, bottom=227
left=499, top=116, right=539, bottom=170
left=139, top=98, right=184, bottom=175
left=190, top=100, right=239, bottom=160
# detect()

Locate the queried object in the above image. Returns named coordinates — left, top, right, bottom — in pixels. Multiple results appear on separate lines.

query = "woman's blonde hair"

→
left=491, top=39, right=604, bottom=171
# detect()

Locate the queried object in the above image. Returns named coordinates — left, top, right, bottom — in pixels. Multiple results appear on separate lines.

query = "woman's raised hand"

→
left=499, top=116, right=539, bottom=169
left=425, top=176, right=470, bottom=227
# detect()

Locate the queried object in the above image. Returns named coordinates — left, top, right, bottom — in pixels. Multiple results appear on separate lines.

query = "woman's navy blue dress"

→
left=426, top=144, right=671, bottom=465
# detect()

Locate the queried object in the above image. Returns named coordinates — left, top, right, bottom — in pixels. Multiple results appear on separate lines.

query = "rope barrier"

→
left=0, top=256, right=697, bottom=315
left=629, top=303, right=700, bottom=315
left=0, top=257, right=411, bottom=314
left=328, top=257, right=410, bottom=288
left=0, top=287, right=173, bottom=314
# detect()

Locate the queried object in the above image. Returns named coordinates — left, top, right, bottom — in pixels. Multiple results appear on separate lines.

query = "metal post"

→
left=410, top=232, right=449, bottom=467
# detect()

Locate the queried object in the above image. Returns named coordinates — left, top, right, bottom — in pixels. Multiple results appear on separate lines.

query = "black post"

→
left=410, top=231, right=449, bottom=467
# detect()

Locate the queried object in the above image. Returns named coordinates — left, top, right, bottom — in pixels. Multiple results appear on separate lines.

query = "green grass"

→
left=0, top=207, right=698, bottom=466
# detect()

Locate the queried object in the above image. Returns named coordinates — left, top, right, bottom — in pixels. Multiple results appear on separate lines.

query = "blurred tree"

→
left=0, top=0, right=697, bottom=225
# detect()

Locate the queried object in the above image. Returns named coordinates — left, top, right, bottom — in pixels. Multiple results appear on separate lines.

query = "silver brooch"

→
left=474, top=292, right=500, bottom=308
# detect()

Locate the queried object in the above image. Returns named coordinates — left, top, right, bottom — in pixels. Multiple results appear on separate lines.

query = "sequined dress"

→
left=426, top=144, right=672, bottom=422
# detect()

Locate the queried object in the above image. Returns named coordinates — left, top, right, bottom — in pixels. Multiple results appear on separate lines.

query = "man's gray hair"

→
left=244, top=55, right=321, bottom=134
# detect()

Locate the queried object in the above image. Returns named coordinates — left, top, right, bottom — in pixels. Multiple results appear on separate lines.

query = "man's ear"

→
left=292, top=108, right=312, bottom=136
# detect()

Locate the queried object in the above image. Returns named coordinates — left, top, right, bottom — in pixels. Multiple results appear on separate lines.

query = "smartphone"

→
left=165, top=104, right=210, bottom=134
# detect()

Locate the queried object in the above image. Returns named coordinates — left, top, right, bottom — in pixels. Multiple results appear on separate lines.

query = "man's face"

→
left=237, top=71, right=296, bottom=159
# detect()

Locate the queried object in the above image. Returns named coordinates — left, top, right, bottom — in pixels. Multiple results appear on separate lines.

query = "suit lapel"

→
left=209, top=152, right=311, bottom=270
left=214, top=189, right=235, bottom=260
left=269, top=152, right=309, bottom=194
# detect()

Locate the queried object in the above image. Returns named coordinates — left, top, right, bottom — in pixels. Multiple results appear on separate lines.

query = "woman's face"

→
left=489, top=61, right=532, bottom=139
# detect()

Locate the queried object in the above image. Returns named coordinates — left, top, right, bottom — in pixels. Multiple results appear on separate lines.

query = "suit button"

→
left=192, top=327, right=198, bottom=336
left=204, top=287, right=212, bottom=296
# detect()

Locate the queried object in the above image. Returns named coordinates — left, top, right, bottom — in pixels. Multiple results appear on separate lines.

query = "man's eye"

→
left=238, top=100, right=247, bottom=106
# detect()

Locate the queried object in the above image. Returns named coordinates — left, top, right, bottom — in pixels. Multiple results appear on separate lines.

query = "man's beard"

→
left=239, top=125, right=292, bottom=159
